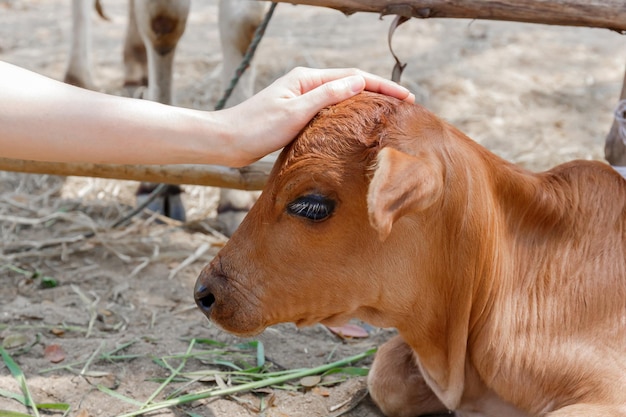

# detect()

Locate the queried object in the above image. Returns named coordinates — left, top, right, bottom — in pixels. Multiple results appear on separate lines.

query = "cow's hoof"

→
left=122, top=79, right=149, bottom=99
left=136, top=183, right=186, bottom=222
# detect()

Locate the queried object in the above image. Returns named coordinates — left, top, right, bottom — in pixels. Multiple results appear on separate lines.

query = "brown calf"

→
left=195, top=92, right=626, bottom=416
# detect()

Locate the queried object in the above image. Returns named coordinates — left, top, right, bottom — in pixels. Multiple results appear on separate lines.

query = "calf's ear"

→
left=367, top=147, right=443, bottom=241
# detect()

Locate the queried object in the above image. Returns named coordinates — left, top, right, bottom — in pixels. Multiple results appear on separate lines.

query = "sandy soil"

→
left=1, top=0, right=625, bottom=416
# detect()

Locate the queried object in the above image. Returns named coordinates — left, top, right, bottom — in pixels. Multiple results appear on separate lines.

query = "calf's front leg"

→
left=368, top=335, right=449, bottom=417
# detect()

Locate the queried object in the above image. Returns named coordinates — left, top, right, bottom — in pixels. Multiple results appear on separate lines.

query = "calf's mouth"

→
left=194, top=263, right=266, bottom=336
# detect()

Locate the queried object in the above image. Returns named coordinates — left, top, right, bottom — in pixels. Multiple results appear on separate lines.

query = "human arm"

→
left=0, top=62, right=414, bottom=167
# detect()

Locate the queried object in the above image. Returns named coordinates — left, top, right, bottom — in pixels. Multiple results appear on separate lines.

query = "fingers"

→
left=280, top=75, right=366, bottom=128
left=298, top=75, right=367, bottom=112
left=287, top=67, right=415, bottom=103
left=360, top=72, right=416, bottom=103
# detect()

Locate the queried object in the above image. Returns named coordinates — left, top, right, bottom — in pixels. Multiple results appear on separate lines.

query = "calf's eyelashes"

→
left=286, top=194, right=336, bottom=222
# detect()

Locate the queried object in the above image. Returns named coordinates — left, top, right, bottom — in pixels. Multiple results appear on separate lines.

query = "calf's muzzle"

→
left=193, top=257, right=266, bottom=336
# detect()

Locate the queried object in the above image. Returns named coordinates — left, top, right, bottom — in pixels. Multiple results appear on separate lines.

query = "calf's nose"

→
left=194, top=277, right=216, bottom=317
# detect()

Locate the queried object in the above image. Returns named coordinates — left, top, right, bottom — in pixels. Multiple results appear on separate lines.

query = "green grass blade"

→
left=0, top=410, right=35, bottom=417
left=0, top=347, right=40, bottom=417
left=323, top=366, right=370, bottom=377
left=143, top=339, right=195, bottom=406
left=211, top=359, right=243, bottom=371
left=0, top=388, right=26, bottom=405
left=192, top=339, right=227, bottom=348
left=35, top=403, right=70, bottom=412
left=96, top=386, right=143, bottom=407
left=0, top=387, right=69, bottom=413
left=116, top=348, right=376, bottom=417
left=255, top=340, right=265, bottom=368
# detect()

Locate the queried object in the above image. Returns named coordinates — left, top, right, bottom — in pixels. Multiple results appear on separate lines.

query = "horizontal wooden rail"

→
left=0, top=158, right=275, bottom=190
left=263, top=0, right=626, bottom=32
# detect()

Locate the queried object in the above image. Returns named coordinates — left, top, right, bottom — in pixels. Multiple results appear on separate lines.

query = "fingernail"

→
left=349, top=75, right=366, bottom=94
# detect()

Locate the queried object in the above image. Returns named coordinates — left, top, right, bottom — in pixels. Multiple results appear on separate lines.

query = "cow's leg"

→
left=214, top=0, right=266, bottom=236
left=218, top=0, right=266, bottom=107
left=605, top=65, right=626, bottom=167
left=65, top=0, right=96, bottom=89
left=368, top=335, right=448, bottom=417
left=133, top=0, right=190, bottom=104
left=132, top=0, right=190, bottom=221
left=123, top=0, right=148, bottom=91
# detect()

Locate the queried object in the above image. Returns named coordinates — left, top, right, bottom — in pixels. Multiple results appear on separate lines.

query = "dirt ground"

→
left=1, top=1, right=626, bottom=416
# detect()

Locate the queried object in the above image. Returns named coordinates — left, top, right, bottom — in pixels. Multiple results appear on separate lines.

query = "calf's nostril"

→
left=194, top=282, right=216, bottom=313
left=197, top=293, right=216, bottom=311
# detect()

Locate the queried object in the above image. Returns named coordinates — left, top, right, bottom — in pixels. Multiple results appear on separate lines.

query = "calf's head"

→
left=194, top=92, right=446, bottom=336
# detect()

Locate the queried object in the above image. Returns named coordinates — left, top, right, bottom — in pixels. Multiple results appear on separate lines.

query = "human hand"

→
left=220, top=67, right=415, bottom=167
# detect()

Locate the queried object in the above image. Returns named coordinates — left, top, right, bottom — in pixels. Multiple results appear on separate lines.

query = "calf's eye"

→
left=287, top=194, right=336, bottom=222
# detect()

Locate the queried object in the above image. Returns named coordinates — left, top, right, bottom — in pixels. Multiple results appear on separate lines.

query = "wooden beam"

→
left=0, top=158, right=275, bottom=190
left=263, top=0, right=626, bottom=32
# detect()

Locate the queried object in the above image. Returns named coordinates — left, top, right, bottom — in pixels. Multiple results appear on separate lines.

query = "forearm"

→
left=1, top=63, right=414, bottom=169
left=0, top=62, right=233, bottom=166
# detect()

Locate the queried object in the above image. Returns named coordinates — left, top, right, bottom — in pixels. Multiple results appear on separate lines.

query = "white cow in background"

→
left=64, top=0, right=267, bottom=234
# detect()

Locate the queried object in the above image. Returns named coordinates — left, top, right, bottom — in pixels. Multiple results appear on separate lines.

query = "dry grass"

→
left=0, top=172, right=224, bottom=276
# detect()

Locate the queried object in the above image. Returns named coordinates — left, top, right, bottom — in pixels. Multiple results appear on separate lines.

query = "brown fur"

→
left=195, top=92, right=626, bottom=416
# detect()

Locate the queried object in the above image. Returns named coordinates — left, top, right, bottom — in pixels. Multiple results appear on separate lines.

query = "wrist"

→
left=213, top=107, right=258, bottom=167
left=172, top=107, right=238, bottom=167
